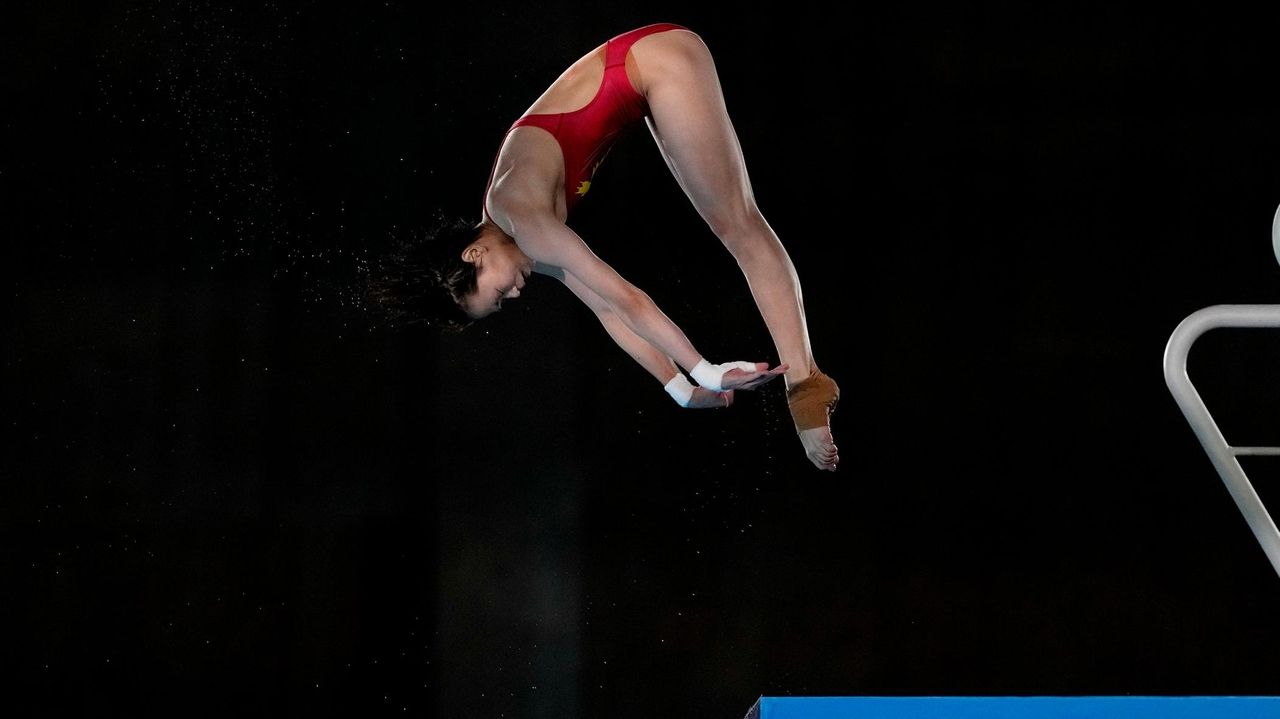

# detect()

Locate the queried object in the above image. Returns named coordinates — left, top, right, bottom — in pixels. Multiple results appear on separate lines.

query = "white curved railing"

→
left=1163, top=305, right=1280, bottom=580
left=1272, top=202, right=1280, bottom=266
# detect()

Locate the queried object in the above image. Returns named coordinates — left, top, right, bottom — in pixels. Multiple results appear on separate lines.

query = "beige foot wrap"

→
left=786, top=370, right=840, bottom=433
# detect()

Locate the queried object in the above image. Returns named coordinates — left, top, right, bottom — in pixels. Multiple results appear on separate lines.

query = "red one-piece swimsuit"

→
left=480, top=22, right=690, bottom=222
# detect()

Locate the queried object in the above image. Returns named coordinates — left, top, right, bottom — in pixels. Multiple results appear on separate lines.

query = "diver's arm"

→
left=550, top=266, right=733, bottom=408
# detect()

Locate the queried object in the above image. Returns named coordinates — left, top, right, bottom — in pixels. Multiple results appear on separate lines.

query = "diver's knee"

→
left=706, top=203, right=771, bottom=257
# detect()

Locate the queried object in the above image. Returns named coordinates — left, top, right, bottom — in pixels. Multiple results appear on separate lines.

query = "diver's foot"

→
left=799, top=425, right=839, bottom=471
left=786, top=369, right=840, bottom=472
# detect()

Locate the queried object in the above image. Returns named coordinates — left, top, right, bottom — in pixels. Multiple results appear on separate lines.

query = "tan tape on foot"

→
left=786, top=370, right=840, bottom=432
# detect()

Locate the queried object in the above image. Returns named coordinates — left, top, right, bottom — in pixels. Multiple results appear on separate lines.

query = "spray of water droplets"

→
left=94, top=1, right=379, bottom=321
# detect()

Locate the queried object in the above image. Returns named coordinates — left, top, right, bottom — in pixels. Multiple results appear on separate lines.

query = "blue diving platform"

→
left=744, top=696, right=1280, bottom=718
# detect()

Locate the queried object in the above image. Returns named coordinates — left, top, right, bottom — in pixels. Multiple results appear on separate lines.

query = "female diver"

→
left=373, top=22, right=841, bottom=471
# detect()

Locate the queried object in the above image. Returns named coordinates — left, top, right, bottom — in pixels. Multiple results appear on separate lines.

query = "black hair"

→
left=366, top=213, right=483, bottom=332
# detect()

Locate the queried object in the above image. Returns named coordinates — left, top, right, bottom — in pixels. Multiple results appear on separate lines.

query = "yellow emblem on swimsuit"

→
left=576, top=156, right=606, bottom=197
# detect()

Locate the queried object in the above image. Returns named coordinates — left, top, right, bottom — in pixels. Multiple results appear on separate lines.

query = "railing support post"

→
left=1163, top=304, right=1280, bottom=580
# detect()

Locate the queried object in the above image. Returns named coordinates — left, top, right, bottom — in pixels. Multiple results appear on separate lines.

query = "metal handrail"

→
left=1163, top=304, right=1280, bottom=580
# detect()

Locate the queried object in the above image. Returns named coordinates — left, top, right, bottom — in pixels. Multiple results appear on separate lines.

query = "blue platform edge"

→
left=743, top=696, right=1280, bottom=719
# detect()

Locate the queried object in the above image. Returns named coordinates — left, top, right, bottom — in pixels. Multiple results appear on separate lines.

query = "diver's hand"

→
left=684, top=387, right=734, bottom=409
left=719, top=362, right=789, bottom=391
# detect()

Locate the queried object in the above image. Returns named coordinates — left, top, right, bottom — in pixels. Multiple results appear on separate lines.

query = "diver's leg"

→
left=632, top=30, right=839, bottom=471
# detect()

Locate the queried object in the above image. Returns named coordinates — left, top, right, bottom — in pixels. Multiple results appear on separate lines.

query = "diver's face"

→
left=459, top=242, right=532, bottom=319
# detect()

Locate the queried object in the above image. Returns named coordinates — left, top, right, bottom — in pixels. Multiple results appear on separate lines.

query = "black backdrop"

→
left=8, top=2, right=1280, bottom=717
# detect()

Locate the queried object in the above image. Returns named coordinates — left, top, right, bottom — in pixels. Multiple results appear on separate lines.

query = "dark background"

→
left=7, top=2, right=1280, bottom=717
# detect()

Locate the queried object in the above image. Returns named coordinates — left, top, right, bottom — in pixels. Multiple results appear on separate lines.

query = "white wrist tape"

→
left=689, top=358, right=758, bottom=391
left=663, top=373, right=696, bottom=407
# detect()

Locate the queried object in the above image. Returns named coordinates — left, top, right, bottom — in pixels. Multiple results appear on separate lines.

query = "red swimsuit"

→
left=481, top=22, right=690, bottom=222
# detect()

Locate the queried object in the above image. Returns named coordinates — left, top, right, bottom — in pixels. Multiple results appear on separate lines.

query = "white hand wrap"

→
left=689, top=358, right=758, bottom=392
left=663, top=373, right=696, bottom=407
